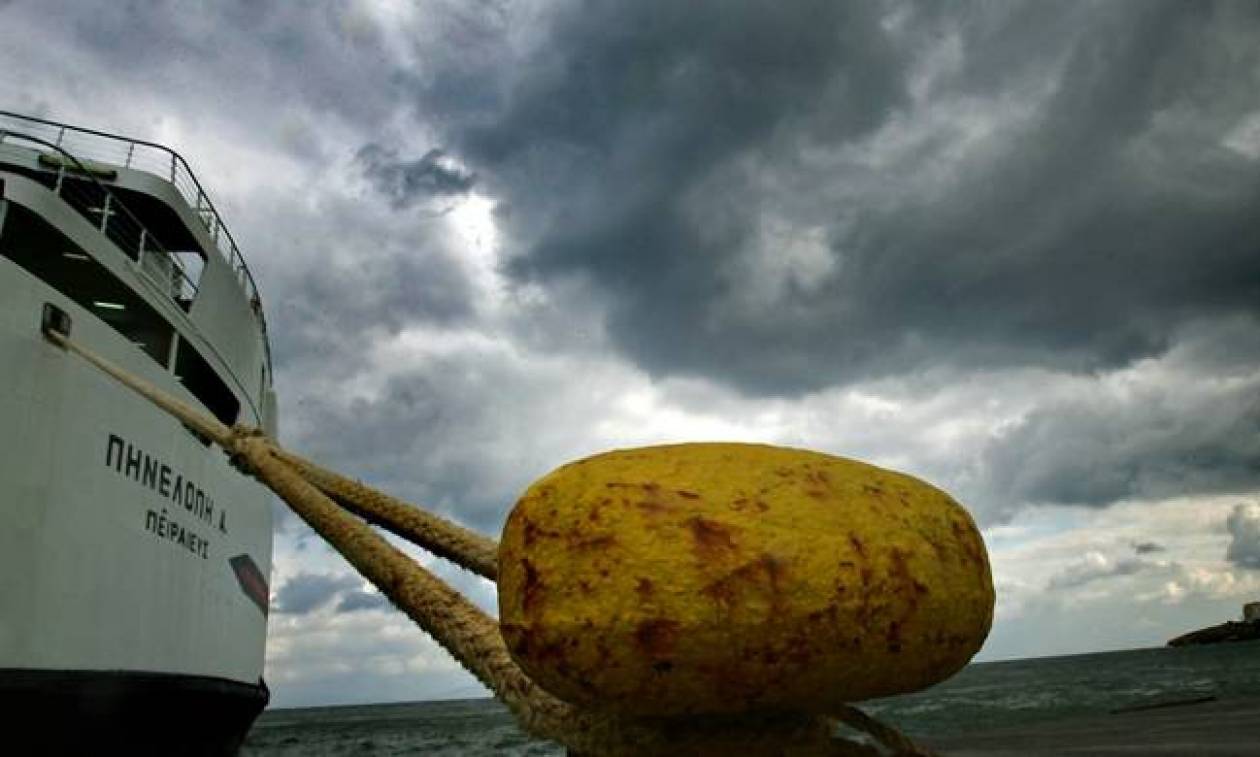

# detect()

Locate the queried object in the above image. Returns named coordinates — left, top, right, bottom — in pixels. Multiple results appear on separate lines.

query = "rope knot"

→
left=226, top=424, right=270, bottom=477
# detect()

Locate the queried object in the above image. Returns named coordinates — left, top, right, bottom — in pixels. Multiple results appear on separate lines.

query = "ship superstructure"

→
left=0, top=111, right=276, bottom=753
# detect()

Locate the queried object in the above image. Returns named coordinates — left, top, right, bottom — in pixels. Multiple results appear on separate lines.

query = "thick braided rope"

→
left=260, top=441, right=499, bottom=579
left=45, top=328, right=233, bottom=446
left=221, top=435, right=658, bottom=753
left=225, top=434, right=593, bottom=736
left=832, top=706, right=937, bottom=756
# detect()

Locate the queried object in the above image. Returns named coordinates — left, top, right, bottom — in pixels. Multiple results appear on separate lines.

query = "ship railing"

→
left=0, top=130, right=203, bottom=306
left=0, top=111, right=272, bottom=372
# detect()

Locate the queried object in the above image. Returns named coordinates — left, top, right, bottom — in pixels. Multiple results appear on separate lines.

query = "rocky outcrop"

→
left=1168, top=620, right=1260, bottom=647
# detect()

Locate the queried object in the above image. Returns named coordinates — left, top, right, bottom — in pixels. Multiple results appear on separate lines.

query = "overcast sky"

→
left=3, top=0, right=1259, bottom=708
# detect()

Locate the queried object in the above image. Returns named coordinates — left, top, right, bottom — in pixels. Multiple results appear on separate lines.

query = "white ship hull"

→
left=0, top=113, right=277, bottom=753
left=0, top=258, right=272, bottom=680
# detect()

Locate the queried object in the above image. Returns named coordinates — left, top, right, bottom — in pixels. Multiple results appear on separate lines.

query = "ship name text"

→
left=106, top=432, right=228, bottom=535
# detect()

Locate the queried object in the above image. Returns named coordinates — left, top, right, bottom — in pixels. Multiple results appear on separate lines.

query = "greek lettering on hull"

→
left=144, top=507, right=210, bottom=559
left=112, top=433, right=225, bottom=560
left=106, top=432, right=225, bottom=531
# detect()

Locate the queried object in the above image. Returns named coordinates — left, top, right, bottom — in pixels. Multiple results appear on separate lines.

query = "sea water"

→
left=242, top=640, right=1260, bottom=755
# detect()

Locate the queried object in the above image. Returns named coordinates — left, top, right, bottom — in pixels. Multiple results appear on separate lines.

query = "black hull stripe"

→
left=0, top=668, right=268, bottom=755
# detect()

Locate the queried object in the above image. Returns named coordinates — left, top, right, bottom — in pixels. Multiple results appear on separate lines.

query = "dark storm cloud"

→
left=50, top=1, right=409, bottom=128
left=263, top=227, right=476, bottom=371
left=282, top=357, right=552, bottom=537
left=1225, top=504, right=1260, bottom=570
left=285, top=250, right=471, bottom=333
left=442, top=0, right=910, bottom=395
left=357, top=145, right=476, bottom=208
left=417, top=0, right=1260, bottom=395
left=980, top=340, right=1260, bottom=511
left=274, top=572, right=361, bottom=615
left=251, top=208, right=489, bottom=533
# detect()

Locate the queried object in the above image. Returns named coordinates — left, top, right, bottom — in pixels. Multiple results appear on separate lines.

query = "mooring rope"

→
left=42, top=322, right=934, bottom=756
left=832, top=705, right=937, bottom=756
left=266, top=443, right=499, bottom=580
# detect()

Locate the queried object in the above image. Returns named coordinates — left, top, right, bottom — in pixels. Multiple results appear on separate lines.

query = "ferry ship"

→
left=0, top=112, right=276, bottom=753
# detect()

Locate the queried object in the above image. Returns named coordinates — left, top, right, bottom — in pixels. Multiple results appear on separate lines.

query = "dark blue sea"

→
left=242, top=640, right=1260, bottom=755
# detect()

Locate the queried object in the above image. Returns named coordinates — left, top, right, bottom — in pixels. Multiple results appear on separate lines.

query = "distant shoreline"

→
left=1168, top=620, right=1260, bottom=647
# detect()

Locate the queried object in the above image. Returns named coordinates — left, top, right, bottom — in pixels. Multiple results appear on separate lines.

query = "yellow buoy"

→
left=498, top=442, right=994, bottom=717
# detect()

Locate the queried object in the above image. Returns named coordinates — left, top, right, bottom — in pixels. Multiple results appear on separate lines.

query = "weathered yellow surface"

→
left=498, top=443, right=994, bottom=717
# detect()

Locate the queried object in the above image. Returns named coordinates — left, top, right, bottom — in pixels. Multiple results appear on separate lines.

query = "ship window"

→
left=174, top=340, right=240, bottom=426
left=1, top=203, right=240, bottom=428
left=3, top=167, right=210, bottom=309
left=0, top=204, right=173, bottom=365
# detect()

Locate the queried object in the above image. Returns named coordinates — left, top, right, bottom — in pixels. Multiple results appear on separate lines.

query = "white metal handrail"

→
left=0, top=131, right=201, bottom=304
left=0, top=111, right=272, bottom=372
